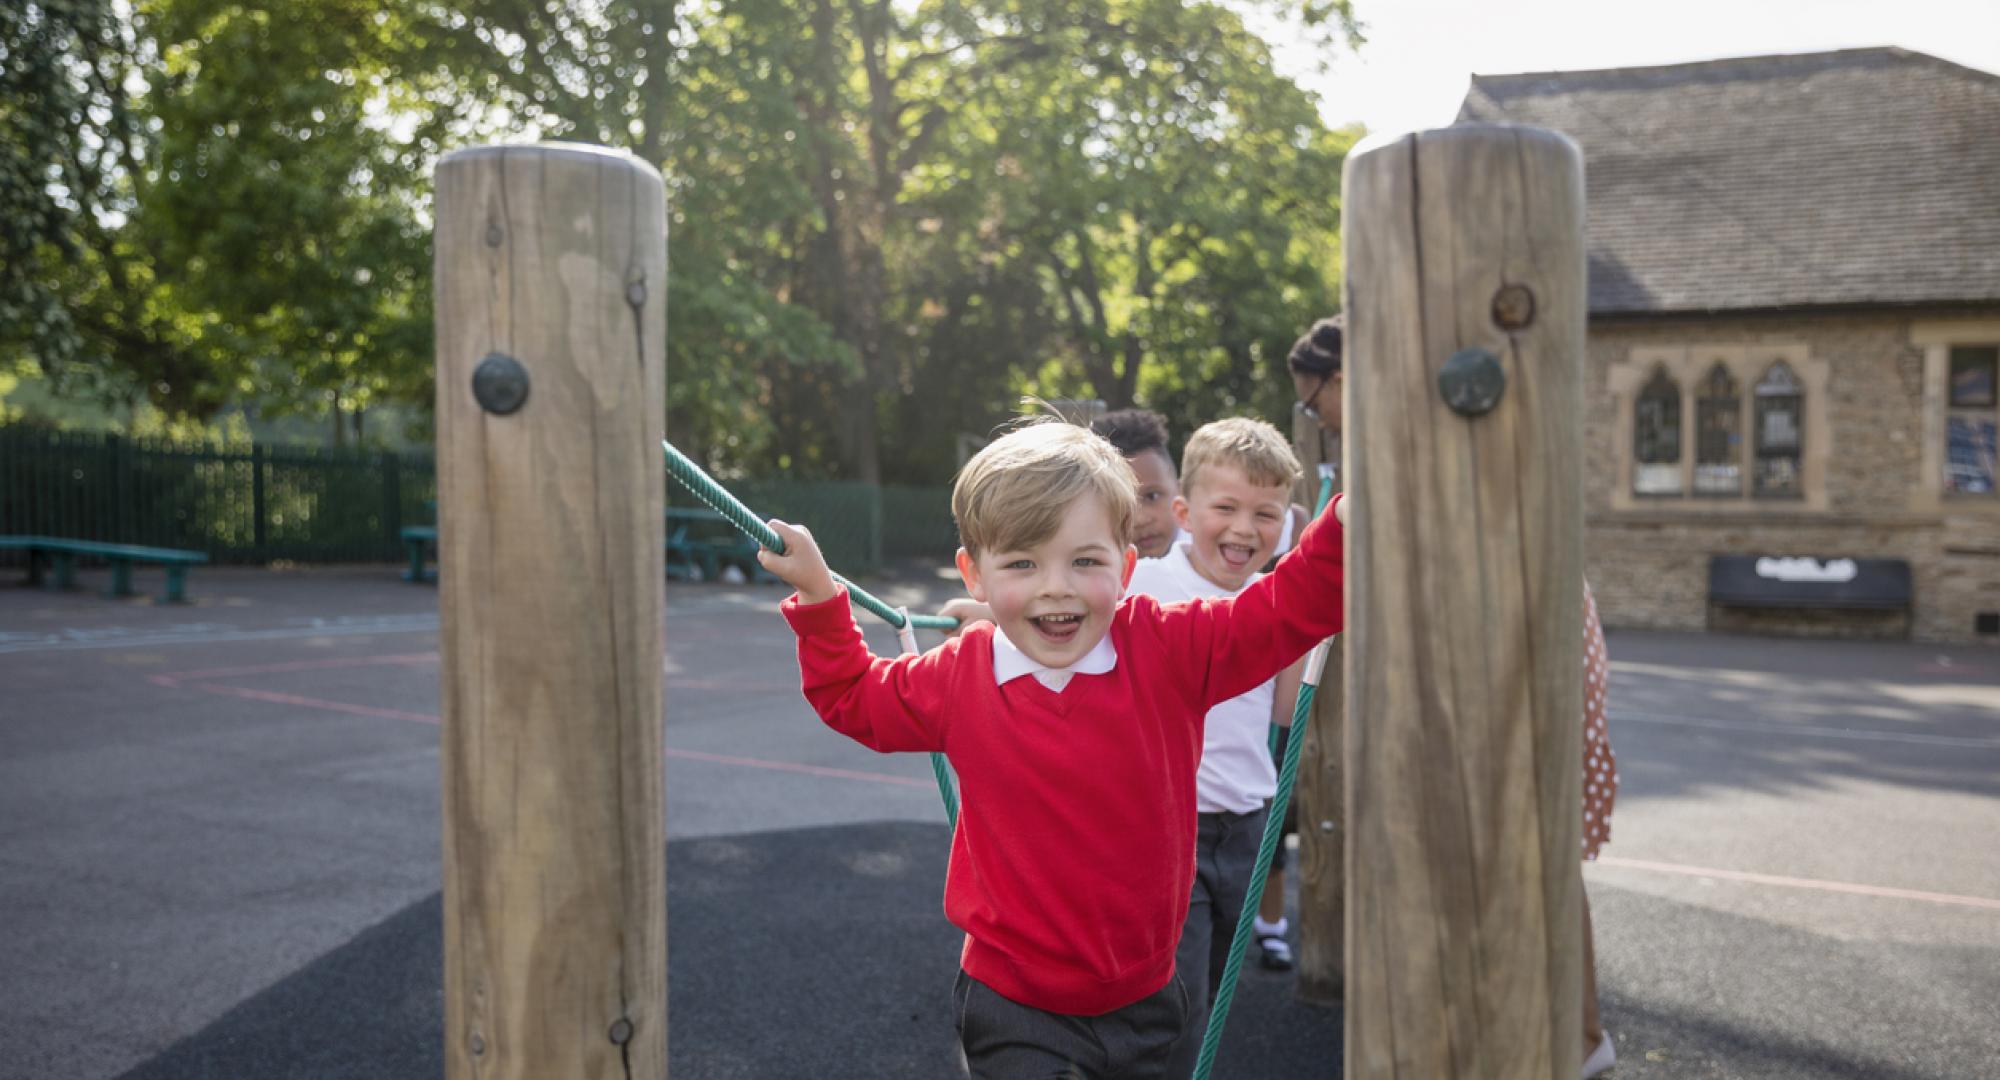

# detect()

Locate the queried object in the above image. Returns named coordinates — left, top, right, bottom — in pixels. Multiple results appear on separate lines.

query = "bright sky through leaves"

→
left=1264, top=0, right=2000, bottom=136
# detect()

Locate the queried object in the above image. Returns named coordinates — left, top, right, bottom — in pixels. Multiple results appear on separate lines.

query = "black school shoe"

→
left=1257, top=933, right=1294, bottom=971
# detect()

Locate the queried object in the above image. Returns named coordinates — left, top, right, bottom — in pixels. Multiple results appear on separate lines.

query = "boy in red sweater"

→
left=758, top=420, right=1346, bottom=1078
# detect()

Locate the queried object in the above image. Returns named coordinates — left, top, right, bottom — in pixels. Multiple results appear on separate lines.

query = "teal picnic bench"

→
left=0, top=536, right=208, bottom=603
left=400, top=526, right=438, bottom=583
left=400, top=512, right=771, bottom=586
left=667, top=507, right=773, bottom=583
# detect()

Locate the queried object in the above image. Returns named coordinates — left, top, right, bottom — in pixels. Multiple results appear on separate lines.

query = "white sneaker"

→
left=1581, top=1033, right=1616, bottom=1079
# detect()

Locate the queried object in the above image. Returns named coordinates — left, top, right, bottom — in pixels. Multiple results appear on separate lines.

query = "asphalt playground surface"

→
left=2, top=559, right=1997, bottom=1079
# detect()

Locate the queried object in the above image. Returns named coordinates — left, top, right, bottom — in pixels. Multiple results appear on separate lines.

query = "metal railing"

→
left=0, top=426, right=955, bottom=571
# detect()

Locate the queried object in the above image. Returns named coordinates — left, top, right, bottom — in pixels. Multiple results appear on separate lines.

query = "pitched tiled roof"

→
left=1457, top=48, right=2000, bottom=315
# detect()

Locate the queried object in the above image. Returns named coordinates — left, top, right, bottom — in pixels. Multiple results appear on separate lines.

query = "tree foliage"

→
left=0, top=0, right=208, bottom=411
left=4, top=0, right=1361, bottom=475
left=140, top=0, right=434, bottom=440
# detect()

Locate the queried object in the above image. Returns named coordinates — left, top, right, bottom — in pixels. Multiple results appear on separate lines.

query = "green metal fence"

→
left=881, top=484, right=961, bottom=561
left=0, top=426, right=438, bottom=563
left=677, top=477, right=959, bottom=575
left=0, top=426, right=958, bottom=573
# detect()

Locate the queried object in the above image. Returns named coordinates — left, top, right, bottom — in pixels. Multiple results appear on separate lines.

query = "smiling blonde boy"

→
left=759, top=420, right=1346, bottom=1078
left=1123, top=417, right=1306, bottom=1079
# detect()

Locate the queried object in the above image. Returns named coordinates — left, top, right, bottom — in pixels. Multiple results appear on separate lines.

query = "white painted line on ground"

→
left=1609, top=708, right=2000, bottom=750
left=1594, top=855, right=2000, bottom=912
left=0, top=617, right=441, bottom=654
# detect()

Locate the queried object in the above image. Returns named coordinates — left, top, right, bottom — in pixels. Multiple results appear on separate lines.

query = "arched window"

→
left=1633, top=367, right=1682, bottom=496
left=1754, top=362, right=1804, bottom=498
left=1693, top=363, right=1742, bottom=496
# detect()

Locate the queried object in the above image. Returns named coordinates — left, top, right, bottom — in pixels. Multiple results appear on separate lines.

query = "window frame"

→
left=1751, top=361, right=1806, bottom=500
left=1632, top=365, right=1685, bottom=498
left=1610, top=343, right=1826, bottom=515
left=1943, top=344, right=1999, bottom=497
left=1692, top=362, right=1744, bottom=497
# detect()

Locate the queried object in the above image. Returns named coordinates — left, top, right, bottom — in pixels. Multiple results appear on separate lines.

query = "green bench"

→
left=401, top=526, right=438, bottom=584
left=400, top=512, right=769, bottom=586
left=667, top=508, right=773, bottom=583
left=0, top=536, right=208, bottom=603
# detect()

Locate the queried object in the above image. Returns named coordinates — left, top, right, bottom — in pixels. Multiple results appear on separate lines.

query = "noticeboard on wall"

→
left=1708, top=555, right=1913, bottom=609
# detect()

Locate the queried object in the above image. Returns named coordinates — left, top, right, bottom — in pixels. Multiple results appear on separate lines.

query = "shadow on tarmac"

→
left=1603, top=631, right=2000, bottom=807
left=113, top=820, right=1986, bottom=1080
left=111, top=821, right=1334, bottom=1080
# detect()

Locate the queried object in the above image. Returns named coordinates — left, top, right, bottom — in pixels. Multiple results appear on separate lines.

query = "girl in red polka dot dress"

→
left=1581, top=581, right=1619, bottom=1078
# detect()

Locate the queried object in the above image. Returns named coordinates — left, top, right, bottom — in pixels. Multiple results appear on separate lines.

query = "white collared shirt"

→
left=991, top=625, right=1118, bottom=693
left=1126, top=543, right=1278, bottom=813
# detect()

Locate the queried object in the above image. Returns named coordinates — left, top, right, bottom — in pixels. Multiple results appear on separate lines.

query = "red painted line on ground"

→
left=1595, top=855, right=2000, bottom=912
left=664, top=747, right=935, bottom=789
left=150, top=652, right=439, bottom=687
left=154, top=671, right=926, bottom=791
left=148, top=652, right=782, bottom=693
left=181, top=681, right=443, bottom=725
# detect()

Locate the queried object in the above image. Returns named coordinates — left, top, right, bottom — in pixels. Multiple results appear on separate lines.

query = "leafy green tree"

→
left=0, top=0, right=232, bottom=417
left=9, top=0, right=1362, bottom=472
left=4, top=0, right=434, bottom=437
left=879, top=0, right=1360, bottom=474
left=379, top=0, right=854, bottom=470
left=135, top=0, right=435, bottom=443
left=0, top=0, right=111, bottom=375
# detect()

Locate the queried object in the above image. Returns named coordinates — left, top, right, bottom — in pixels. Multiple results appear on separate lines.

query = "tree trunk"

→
left=802, top=0, right=883, bottom=484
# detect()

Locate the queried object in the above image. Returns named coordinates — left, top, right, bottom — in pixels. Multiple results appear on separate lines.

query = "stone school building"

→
left=1459, top=47, right=2000, bottom=644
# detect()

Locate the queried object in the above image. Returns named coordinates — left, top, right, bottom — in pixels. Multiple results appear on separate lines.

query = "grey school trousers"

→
left=954, top=967, right=1190, bottom=1079
left=1165, top=806, right=1269, bottom=1080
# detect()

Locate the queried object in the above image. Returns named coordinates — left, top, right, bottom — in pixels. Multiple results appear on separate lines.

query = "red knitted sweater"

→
left=781, top=501, right=1345, bottom=1015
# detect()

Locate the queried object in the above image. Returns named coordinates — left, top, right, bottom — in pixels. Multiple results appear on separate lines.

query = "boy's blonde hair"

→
left=953, top=420, right=1137, bottom=557
left=1180, top=417, right=1301, bottom=497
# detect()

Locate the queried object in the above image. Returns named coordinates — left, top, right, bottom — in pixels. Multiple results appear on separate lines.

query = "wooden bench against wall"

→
left=1707, top=554, right=1915, bottom=637
left=0, top=536, right=208, bottom=603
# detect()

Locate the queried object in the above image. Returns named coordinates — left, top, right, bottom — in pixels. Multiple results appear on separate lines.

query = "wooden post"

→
left=434, top=143, right=668, bottom=1080
left=1288, top=412, right=1345, bottom=1004
left=1341, top=125, right=1586, bottom=1079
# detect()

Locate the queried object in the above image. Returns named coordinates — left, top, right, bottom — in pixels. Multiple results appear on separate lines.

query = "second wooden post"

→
left=1341, top=124, right=1586, bottom=1079
left=435, top=143, right=669, bottom=1079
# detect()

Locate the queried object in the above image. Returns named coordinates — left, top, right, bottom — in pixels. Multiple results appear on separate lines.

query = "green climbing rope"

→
left=663, top=441, right=958, bottom=633
left=1191, top=662, right=1319, bottom=1079
left=663, top=439, right=960, bottom=826
left=1192, top=475, right=1338, bottom=1080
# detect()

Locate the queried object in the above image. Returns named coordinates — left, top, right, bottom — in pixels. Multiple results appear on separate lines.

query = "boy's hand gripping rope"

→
left=1191, top=475, right=1338, bottom=1080
left=662, top=440, right=959, bottom=826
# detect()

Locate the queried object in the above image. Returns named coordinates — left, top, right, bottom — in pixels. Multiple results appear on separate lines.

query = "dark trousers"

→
left=955, top=968, right=1190, bottom=1079
left=1165, top=806, right=1269, bottom=1080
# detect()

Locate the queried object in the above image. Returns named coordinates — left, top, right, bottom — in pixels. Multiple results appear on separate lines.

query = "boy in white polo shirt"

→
left=1124, top=417, right=1310, bottom=1080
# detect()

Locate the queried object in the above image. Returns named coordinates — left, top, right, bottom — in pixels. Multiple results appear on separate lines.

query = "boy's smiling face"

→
left=956, top=494, right=1137, bottom=670
left=1125, top=448, right=1180, bottom=559
left=1174, top=462, right=1290, bottom=592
